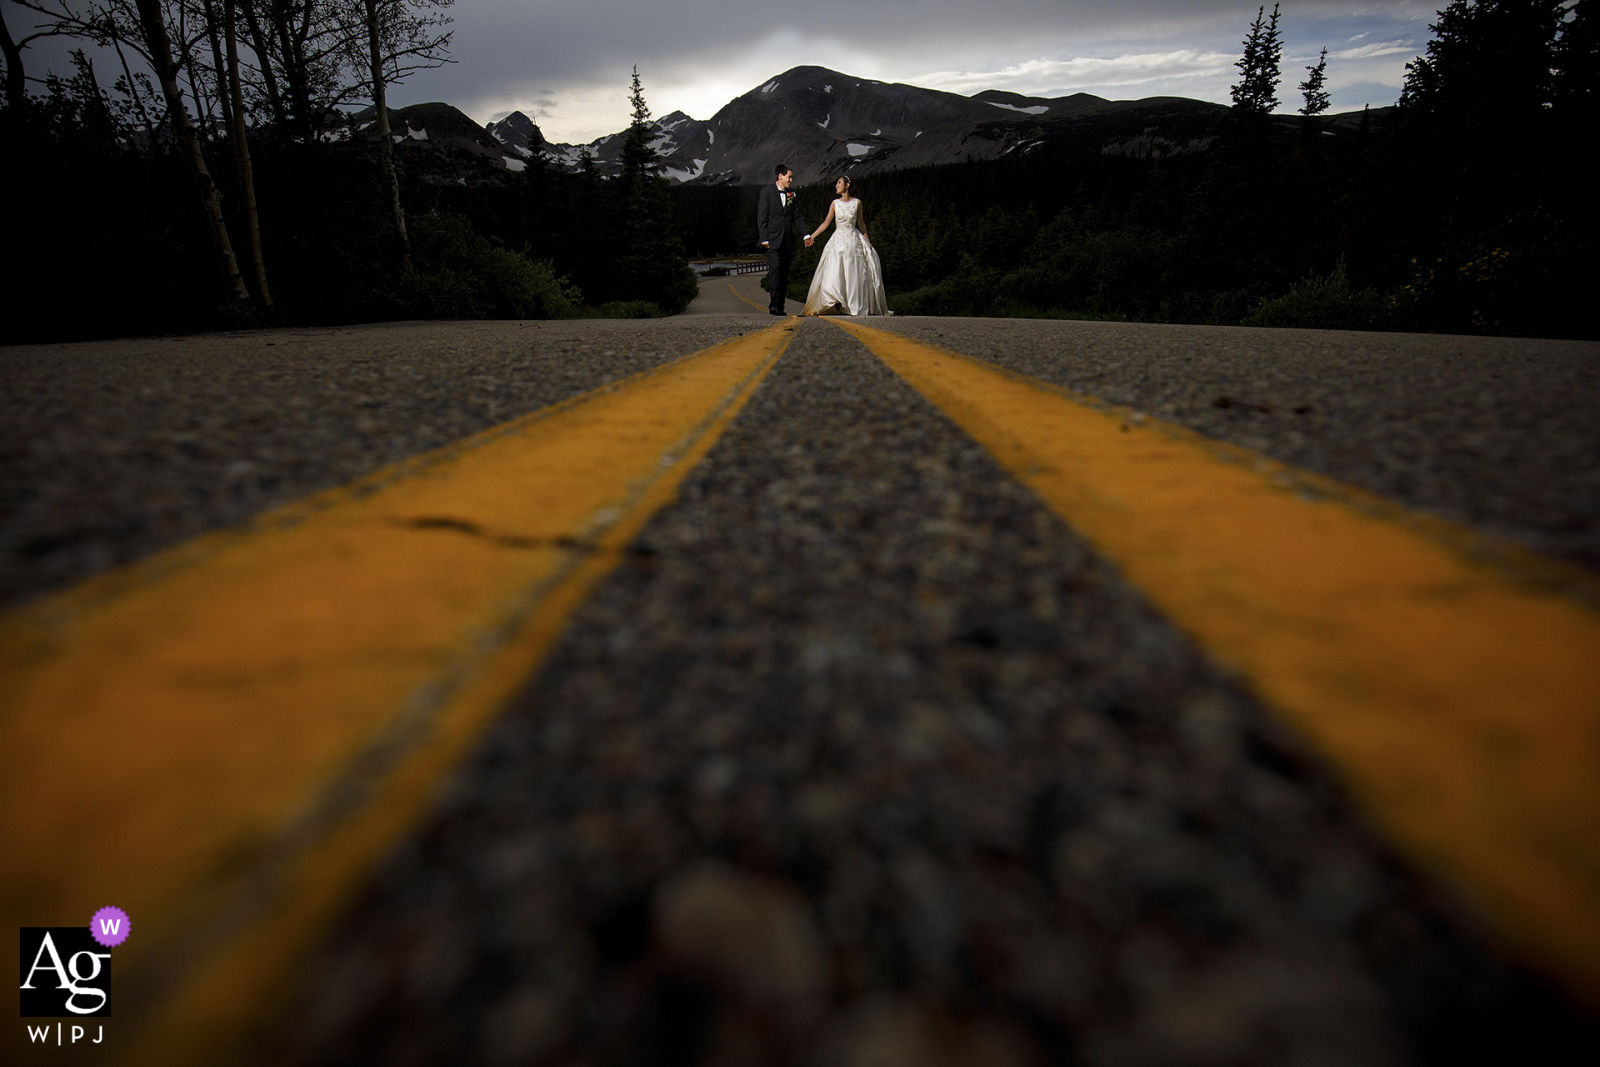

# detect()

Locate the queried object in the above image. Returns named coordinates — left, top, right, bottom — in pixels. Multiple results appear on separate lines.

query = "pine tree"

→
left=1397, top=0, right=1568, bottom=202
left=1391, top=0, right=1582, bottom=335
left=611, top=67, right=696, bottom=312
left=1299, top=47, right=1331, bottom=117
left=1400, top=0, right=1566, bottom=119
left=620, top=64, right=661, bottom=183
left=1230, top=4, right=1284, bottom=118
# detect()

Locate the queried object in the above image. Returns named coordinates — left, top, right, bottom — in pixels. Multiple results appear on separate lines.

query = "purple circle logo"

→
left=89, top=906, right=131, bottom=948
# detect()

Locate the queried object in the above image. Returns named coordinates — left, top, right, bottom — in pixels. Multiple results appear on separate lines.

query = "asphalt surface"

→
left=266, top=319, right=1593, bottom=1066
left=4, top=302, right=1597, bottom=1064
left=867, top=318, right=1600, bottom=572
left=0, top=316, right=763, bottom=608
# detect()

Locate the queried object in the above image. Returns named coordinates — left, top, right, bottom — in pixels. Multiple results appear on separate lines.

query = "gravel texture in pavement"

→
left=0, top=317, right=762, bottom=608
left=867, top=318, right=1600, bottom=571
left=278, top=321, right=1595, bottom=1067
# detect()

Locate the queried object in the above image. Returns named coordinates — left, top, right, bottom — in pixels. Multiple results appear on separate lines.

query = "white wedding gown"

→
left=802, top=198, right=888, bottom=316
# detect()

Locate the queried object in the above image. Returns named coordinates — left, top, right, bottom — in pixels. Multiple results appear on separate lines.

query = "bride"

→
left=802, top=176, right=889, bottom=316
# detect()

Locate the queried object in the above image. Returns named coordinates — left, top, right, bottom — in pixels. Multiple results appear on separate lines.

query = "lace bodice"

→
left=834, top=198, right=860, bottom=231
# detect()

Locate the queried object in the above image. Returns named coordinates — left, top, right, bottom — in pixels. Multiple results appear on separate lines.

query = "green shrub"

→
left=1004, top=225, right=1177, bottom=320
left=1243, top=263, right=1387, bottom=330
left=1381, top=217, right=1592, bottom=338
left=393, top=213, right=582, bottom=319
left=890, top=278, right=979, bottom=316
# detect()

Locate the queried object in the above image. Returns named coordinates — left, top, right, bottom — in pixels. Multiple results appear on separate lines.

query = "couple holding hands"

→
left=758, top=163, right=889, bottom=317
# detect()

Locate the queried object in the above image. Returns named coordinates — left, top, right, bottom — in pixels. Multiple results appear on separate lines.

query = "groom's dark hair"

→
left=774, top=164, right=792, bottom=178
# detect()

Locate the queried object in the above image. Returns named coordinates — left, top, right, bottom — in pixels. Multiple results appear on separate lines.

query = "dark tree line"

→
left=3, top=1, right=1594, bottom=341
left=2, top=0, right=453, bottom=313
left=684, top=0, right=1596, bottom=338
left=1, top=2, right=694, bottom=342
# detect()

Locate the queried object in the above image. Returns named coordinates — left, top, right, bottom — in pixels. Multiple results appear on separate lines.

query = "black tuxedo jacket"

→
left=758, top=184, right=809, bottom=251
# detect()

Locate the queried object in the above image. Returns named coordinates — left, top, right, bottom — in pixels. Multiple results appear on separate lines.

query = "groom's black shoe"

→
left=769, top=309, right=786, bottom=316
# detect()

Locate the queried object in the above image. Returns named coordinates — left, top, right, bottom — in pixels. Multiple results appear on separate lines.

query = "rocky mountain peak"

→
left=370, top=66, right=1256, bottom=188
left=485, top=110, right=543, bottom=153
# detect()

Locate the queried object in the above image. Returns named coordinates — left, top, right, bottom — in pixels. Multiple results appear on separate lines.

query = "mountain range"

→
left=379, top=65, right=1383, bottom=186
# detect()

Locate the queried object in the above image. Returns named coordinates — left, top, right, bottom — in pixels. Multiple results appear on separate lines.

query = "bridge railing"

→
left=698, top=263, right=768, bottom=277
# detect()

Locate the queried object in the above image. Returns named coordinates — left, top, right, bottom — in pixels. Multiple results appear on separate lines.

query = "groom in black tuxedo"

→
left=757, top=164, right=813, bottom=315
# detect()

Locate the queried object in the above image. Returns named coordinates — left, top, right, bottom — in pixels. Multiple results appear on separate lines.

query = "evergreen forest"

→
left=706, top=0, right=1593, bottom=339
left=2, top=0, right=1596, bottom=343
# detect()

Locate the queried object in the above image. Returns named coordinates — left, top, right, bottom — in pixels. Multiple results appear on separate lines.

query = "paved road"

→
left=0, top=316, right=757, bottom=609
left=3, top=299, right=1597, bottom=1066
left=868, top=317, right=1600, bottom=572
left=681, top=273, right=801, bottom=317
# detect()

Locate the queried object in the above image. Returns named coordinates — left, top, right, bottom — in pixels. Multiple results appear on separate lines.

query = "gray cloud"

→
left=2, top=0, right=1436, bottom=141
left=402, top=0, right=1433, bottom=139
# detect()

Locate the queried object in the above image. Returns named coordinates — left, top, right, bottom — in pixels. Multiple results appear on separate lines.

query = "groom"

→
left=757, top=164, right=813, bottom=316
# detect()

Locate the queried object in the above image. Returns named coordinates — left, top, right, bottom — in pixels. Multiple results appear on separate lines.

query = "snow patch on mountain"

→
left=662, top=158, right=708, bottom=182
left=504, top=157, right=526, bottom=171
left=546, top=145, right=590, bottom=166
left=817, top=114, right=831, bottom=129
left=989, top=102, right=1049, bottom=115
left=760, top=79, right=779, bottom=93
left=846, top=143, right=872, bottom=157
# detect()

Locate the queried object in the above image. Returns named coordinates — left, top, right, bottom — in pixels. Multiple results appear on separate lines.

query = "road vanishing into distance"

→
left=4, top=273, right=1599, bottom=1065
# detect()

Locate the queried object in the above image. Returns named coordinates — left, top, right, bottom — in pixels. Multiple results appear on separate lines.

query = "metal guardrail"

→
left=696, top=262, right=768, bottom=277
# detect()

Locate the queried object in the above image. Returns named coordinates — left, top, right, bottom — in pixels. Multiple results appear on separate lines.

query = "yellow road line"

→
left=832, top=317, right=1600, bottom=1006
left=0, top=321, right=796, bottom=1064
left=728, top=279, right=789, bottom=316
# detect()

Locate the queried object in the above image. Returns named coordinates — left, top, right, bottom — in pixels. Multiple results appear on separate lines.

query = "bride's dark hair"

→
left=837, top=175, right=854, bottom=195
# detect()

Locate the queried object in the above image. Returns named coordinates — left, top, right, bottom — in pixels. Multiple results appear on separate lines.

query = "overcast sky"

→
left=3, top=1, right=1439, bottom=142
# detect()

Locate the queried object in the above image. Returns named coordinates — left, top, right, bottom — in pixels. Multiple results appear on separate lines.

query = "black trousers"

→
left=767, top=239, right=794, bottom=312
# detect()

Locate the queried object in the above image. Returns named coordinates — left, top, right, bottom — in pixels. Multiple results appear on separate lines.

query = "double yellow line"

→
left=2, top=315, right=1597, bottom=1064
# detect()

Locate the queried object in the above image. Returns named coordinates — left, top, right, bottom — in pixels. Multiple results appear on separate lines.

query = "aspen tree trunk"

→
left=134, top=0, right=250, bottom=302
left=1, top=6, right=27, bottom=112
left=238, top=0, right=287, bottom=129
left=363, top=0, right=410, bottom=266
left=185, top=52, right=214, bottom=136
left=201, top=0, right=235, bottom=140
left=225, top=0, right=272, bottom=308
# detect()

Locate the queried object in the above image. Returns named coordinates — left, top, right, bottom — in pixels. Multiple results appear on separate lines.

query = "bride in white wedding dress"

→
left=802, top=176, right=889, bottom=316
